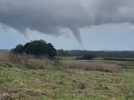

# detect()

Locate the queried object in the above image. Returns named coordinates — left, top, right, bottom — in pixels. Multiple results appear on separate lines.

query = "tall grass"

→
left=0, top=53, right=122, bottom=72
left=63, top=60, right=122, bottom=72
left=5, top=53, right=50, bottom=69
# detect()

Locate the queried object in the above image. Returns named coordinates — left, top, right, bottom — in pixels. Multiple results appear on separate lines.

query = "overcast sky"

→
left=1, top=0, right=134, bottom=50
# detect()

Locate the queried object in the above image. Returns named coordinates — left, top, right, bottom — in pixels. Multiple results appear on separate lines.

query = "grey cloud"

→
left=0, top=0, right=134, bottom=42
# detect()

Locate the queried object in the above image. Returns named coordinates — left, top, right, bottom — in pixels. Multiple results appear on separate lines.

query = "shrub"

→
left=76, top=54, right=95, bottom=60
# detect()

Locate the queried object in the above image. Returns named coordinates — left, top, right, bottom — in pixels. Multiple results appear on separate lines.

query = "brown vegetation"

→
left=0, top=52, right=122, bottom=72
left=63, top=60, right=122, bottom=72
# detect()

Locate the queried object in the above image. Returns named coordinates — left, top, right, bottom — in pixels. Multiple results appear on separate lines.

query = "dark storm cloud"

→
left=0, top=0, right=134, bottom=42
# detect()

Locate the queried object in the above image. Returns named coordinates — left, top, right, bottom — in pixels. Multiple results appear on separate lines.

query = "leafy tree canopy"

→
left=12, top=40, right=57, bottom=58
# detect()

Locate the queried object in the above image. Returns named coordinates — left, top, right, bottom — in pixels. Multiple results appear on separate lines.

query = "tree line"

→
left=57, top=50, right=134, bottom=58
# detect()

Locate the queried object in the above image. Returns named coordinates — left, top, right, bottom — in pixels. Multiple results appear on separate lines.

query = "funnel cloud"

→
left=0, top=0, right=134, bottom=42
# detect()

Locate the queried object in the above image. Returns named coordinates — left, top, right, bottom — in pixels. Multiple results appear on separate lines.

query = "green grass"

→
left=0, top=60, right=134, bottom=100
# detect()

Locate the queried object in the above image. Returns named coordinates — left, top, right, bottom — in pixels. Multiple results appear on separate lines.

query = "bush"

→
left=76, top=54, right=95, bottom=60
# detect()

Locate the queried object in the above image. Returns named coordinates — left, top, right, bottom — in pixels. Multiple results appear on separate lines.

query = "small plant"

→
left=78, top=82, right=86, bottom=90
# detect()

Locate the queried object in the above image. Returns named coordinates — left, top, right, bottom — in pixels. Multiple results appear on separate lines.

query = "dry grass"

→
left=0, top=53, right=10, bottom=62
left=0, top=53, right=122, bottom=72
left=0, top=53, right=134, bottom=100
left=63, top=60, right=122, bottom=72
left=0, top=53, right=50, bottom=69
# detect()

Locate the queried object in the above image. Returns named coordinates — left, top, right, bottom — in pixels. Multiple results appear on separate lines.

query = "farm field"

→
left=0, top=55, right=134, bottom=100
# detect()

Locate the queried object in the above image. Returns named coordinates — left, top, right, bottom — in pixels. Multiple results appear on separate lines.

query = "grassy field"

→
left=0, top=55, right=134, bottom=100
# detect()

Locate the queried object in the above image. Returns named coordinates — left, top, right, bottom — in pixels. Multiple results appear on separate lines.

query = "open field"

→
left=0, top=55, right=134, bottom=100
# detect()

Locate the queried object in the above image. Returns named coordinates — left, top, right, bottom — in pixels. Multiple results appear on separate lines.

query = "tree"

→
left=47, top=43, right=57, bottom=58
left=24, top=40, right=48, bottom=56
left=12, top=40, right=57, bottom=58
left=12, top=44, right=24, bottom=54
